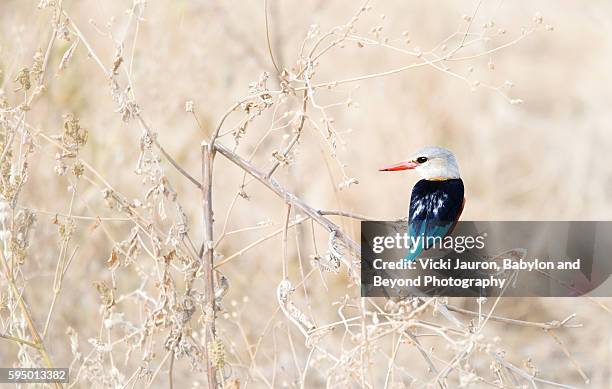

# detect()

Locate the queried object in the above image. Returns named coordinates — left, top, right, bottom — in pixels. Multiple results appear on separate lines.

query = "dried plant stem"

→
left=546, top=329, right=589, bottom=383
left=68, top=13, right=203, bottom=193
left=281, top=204, right=291, bottom=280
left=42, top=245, right=79, bottom=339
left=264, top=0, right=281, bottom=74
left=135, top=114, right=202, bottom=189
left=147, top=349, right=172, bottom=388
left=359, top=296, right=369, bottom=387
left=214, top=142, right=360, bottom=256
left=214, top=216, right=309, bottom=269
left=445, top=306, right=582, bottom=330
left=383, top=333, right=402, bottom=389
left=487, top=350, right=578, bottom=389
left=317, top=209, right=380, bottom=221
left=0, top=333, right=39, bottom=349
left=42, top=175, right=79, bottom=339
left=266, top=90, right=308, bottom=178
left=404, top=330, right=440, bottom=376
left=209, top=91, right=279, bottom=147
left=201, top=142, right=218, bottom=388
left=169, top=351, right=175, bottom=389
left=0, top=251, right=63, bottom=389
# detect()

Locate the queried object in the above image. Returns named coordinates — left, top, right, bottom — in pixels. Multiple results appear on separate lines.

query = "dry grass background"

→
left=0, top=0, right=611, bottom=388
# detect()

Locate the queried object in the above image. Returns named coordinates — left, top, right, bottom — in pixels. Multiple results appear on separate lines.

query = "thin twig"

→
left=214, top=216, right=309, bottom=269
left=445, top=306, right=583, bottom=330
left=214, top=142, right=360, bottom=256
left=264, top=0, right=281, bottom=74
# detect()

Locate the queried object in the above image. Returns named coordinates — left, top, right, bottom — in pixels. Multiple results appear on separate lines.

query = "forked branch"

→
left=214, top=142, right=360, bottom=260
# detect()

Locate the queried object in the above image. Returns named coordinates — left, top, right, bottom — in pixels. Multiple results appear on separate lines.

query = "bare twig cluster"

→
left=0, top=1, right=604, bottom=388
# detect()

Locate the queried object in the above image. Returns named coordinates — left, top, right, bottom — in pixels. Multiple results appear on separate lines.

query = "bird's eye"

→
left=416, top=157, right=428, bottom=164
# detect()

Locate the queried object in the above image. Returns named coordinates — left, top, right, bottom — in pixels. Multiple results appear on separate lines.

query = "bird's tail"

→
left=404, top=238, right=424, bottom=263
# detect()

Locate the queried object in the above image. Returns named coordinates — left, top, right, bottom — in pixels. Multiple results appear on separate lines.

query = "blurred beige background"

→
left=1, top=0, right=611, bottom=387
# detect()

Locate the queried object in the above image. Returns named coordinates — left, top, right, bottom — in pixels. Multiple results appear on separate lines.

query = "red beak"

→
left=379, top=160, right=418, bottom=171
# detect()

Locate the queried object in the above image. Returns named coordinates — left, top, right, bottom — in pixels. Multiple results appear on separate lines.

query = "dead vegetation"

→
left=0, top=0, right=610, bottom=388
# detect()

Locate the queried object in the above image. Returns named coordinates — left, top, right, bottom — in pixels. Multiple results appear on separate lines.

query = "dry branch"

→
left=214, top=142, right=360, bottom=258
left=201, top=142, right=218, bottom=387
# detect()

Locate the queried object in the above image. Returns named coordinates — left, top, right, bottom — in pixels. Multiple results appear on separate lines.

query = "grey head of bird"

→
left=379, top=146, right=461, bottom=181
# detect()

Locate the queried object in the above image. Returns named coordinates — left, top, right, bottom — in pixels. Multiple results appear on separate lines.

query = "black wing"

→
left=408, top=178, right=465, bottom=249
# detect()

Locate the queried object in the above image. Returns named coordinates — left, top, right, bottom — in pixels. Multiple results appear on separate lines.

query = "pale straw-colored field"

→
left=1, top=1, right=610, bottom=387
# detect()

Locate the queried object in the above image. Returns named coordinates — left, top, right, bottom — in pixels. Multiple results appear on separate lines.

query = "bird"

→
left=379, top=146, right=465, bottom=262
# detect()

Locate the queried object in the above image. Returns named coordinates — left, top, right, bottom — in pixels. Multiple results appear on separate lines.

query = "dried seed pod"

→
left=214, top=274, right=229, bottom=306
left=93, top=281, right=115, bottom=310
left=208, top=338, right=225, bottom=369
left=310, top=254, right=340, bottom=273
left=286, top=301, right=315, bottom=331
left=14, top=68, right=31, bottom=91
left=328, top=230, right=344, bottom=264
